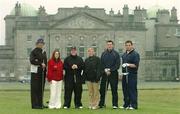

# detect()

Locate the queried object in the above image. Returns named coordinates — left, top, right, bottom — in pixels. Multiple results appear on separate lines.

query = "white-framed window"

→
left=79, top=44, right=85, bottom=58
left=175, top=28, right=180, bottom=38
left=27, top=35, right=32, bottom=41
left=92, top=43, right=98, bottom=56
left=162, top=68, right=167, bottom=77
left=118, top=48, right=123, bottom=55
left=39, top=35, right=45, bottom=40
left=27, top=48, right=32, bottom=57
left=145, top=51, right=153, bottom=56
left=66, top=44, right=72, bottom=56
left=171, top=67, right=175, bottom=77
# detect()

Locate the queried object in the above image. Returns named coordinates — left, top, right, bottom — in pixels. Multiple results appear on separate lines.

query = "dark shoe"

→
left=32, top=106, right=43, bottom=109
left=75, top=106, right=83, bottom=109
left=99, top=105, right=106, bottom=108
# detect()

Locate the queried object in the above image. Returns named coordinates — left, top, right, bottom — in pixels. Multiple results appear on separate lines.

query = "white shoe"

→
left=79, top=106, right=83, bottom=109
left=128, top=107, right=135, bottom=110
left=113, top=106, right=118, bottom=109
left=63, top=106, right=68, bottom=109
left=92, top=106, right=98, bottom=110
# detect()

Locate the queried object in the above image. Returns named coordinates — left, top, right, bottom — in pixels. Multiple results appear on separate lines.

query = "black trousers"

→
left=63, top=81, right=83, bottom=108
left=30, top=72, right=45, bottom=109
left=99, top=71, right=119, bottom=107
left=122, top=73, right=137, bottom=109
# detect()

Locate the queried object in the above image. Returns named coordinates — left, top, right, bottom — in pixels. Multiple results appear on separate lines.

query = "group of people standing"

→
left=29, top=38, right=140, bottom=110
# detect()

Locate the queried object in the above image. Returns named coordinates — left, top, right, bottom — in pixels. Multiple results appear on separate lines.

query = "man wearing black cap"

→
left=29, top=38, right=47, bottom=109
left=63, top=47, right=84, bottom=109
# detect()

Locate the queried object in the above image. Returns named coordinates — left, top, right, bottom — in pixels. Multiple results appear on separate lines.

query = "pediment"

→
left=51, top=13, right=112, bottom=29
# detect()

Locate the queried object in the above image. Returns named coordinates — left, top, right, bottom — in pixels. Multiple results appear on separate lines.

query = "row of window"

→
left=27, top=47, right=98, bottom=58
left=26, top=35, right=98, bottom=41
left=26, top=27, right=180, bottom=42
left=162, top=68, right=176, bottom=77
left=27, top=35, right=45, bottom=41
left=27, top=47, right=124, bottom=58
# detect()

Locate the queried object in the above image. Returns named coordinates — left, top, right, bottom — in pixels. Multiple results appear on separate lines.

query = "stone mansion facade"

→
left=0, top=2, right=180, bottom=81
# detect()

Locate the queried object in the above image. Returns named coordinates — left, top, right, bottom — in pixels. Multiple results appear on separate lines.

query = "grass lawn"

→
left=0, top=89, right=180, bottom=114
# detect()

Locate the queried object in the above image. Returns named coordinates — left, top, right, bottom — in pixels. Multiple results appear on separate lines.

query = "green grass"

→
left=0, top=89, right=180, bottom=114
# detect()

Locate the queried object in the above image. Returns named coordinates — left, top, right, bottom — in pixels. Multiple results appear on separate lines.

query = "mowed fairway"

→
left=0, top=88, right=180, bottom=114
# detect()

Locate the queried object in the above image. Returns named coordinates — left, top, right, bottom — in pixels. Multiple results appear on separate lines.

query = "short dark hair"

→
left=106, top=40, right=114, bottom=44
left=71, top=46, right=76, bottom=50
left=125, top=40, right=133, bottom=45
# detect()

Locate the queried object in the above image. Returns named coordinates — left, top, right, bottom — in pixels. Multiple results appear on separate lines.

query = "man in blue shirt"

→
left=120, top=40, right=140, bottom=110
left=99, top=40, right=120, bottom=109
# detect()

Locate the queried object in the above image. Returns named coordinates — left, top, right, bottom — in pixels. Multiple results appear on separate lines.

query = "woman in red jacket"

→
left=47, top=50, right=63, bottom=109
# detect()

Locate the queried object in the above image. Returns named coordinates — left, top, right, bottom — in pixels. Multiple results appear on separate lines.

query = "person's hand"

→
left=42, top=63, right=46, bottom=69
left=72, top=64, right=78, bottom=69
left=72, top=65, right=75, bottom=69
left=104, top=68, right=111, bottom=76
left=54, top=65, right=57, bottom=69
left=104, top=68, right=110, bottom=73
left=106, top=71, right=111, bottom=76
left=122, top=63, right=129, bottom=68
left=74, top=64, right=78, bottom=69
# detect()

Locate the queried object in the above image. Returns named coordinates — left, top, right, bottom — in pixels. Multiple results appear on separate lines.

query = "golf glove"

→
left=122, top=63, right=129, bottom=68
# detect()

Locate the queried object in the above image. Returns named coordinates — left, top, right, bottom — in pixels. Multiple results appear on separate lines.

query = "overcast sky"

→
left=0, top=0, right=180, bottom=45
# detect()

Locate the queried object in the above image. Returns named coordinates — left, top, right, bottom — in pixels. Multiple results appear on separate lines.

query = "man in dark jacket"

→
left=29, top=38, right=47, bottom=109
left=63, top=47, right=84, bottom=109
left=99, top=40, right=120, bottom=109
left=84, top=48, right=101, bottom=109
left=120, top=40, right=140, bottom=110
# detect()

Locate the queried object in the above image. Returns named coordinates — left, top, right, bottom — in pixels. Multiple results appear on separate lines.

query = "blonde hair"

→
left=87, top=48, right=94, bottom=52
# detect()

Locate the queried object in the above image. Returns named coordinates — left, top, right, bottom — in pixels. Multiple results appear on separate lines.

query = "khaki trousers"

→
left=87, top=81, right=100, bottom=108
